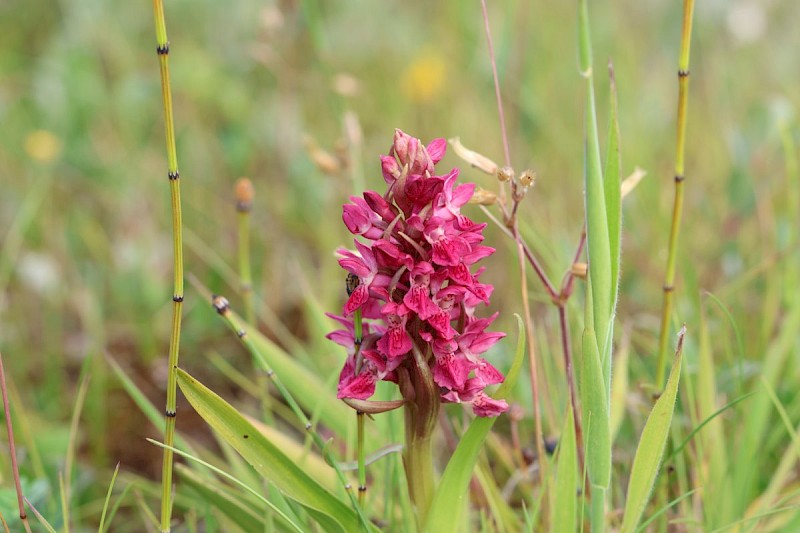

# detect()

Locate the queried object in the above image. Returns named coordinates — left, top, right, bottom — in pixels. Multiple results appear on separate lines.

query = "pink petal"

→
left=377, top=327, right=412, bottom=359
left=431, top=236, right=471, bottom=266
left=475, top=360, right=505, bottom=385
left=433, top=352, right=473, bottom=390
left=426, top=138, right=447, bottom=163
left=344, top=285, right=369, bottom=315
left=427, top=311, right=456, bottom=339
left=337, top=366, right=377, bottom=400
left=471, top=393, right=508, bottom=417
left=403, top=284, right=439, bottom=320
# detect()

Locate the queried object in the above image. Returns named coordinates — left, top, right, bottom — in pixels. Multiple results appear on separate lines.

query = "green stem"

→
left=655, top=0, right=695, bottom=389
left=151, top=1, right=185, bottom=531
left=404, top=432, right=435, bottom=528
left=357, top=411, right=367, bottom=507
left=590, top=485, right=606, bottom=533
left=400, top=344, right=439, bottom=527
left=237, top=207, right=254, bottom=325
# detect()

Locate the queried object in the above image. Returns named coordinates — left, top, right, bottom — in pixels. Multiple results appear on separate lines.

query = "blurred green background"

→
left=1, top=0, right=799, bottom=529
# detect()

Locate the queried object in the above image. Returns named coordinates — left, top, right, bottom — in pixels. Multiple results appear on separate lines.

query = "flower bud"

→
left=497, top=166, right=514, bottom=183
left=304, top=136, right=341, bottom=175
left=468, top=187, right=497, bottom=206
left=234, top=177, right=254, bottom=212
left=448, top=137, right=498, bottom=175
left=571, top=262, right=588, bottom=279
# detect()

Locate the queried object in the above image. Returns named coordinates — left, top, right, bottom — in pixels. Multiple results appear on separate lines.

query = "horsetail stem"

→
left=151, top=1, right=185, bottom=531
left=655, top=0, right=695, bottom=389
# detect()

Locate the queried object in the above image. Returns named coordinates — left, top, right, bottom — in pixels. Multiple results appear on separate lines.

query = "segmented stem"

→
left=655, top=0, right=695, bottom=388
left=357, top=411, right=367, bottom=506
left=151, top=1, right=185, bottom=530
left=211, top=296, right=372, bottom=531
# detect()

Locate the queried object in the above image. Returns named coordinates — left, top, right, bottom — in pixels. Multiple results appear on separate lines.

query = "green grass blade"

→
left=552, top=405, right=578, bottom=533
left=220, top=306, right=360, bottom=445
left=604, top=62, right=622, bottom=310
left=148, top=439, right=305, bottom=533
left=581, top=323, right=610, bottom=490
left=424, top=315, right=526, bottom=533
left=609, top=330, right=630, bottom=443
left=176, top=368, right=365, bottom=533
left=579, top=0, right=612, bottom=368
left=621, top=327, right=686, bottom=533
left=98, top=462, right=121, bottom=533
left=179, top=466, right=265, bottom=533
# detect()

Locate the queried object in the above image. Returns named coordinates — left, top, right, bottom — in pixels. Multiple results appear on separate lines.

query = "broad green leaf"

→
left=620, top=330, right=685, bottom=532
left=552, top=405, right=578, bottom=533
left=424, top=315, right=526, bottom=533
left=176, top=368, right=364, bottom=533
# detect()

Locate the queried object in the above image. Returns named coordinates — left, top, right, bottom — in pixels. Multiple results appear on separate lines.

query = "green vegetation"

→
left=1, top=0, right=798, bottom=531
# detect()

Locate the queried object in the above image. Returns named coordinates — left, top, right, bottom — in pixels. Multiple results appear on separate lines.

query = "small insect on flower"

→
left=346, top=272, right=360, bottom=296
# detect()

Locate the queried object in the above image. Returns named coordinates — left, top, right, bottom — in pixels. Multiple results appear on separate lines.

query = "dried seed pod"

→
left=518, top=169, right=536, bottom=188
left=448, top=137, right=499, bottom=175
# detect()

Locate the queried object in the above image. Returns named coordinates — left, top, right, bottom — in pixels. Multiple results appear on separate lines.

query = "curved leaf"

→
left=176, top=368, right=364, bottom=533
left=621, top=328, right=685, bottom=532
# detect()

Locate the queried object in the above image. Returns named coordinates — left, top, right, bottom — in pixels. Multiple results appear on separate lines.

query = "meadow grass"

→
left=0, top=0, right=799, bottom=531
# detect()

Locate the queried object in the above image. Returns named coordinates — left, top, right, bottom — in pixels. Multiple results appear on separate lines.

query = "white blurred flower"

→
left=727, top=1, right=767, bottom=45
left=17, top=252, right=60, bottom=294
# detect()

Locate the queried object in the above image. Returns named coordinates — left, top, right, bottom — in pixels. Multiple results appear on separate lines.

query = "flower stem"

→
left=404, top=431, right=435, bottom=528
left=400, top=344, right=440, bottom=527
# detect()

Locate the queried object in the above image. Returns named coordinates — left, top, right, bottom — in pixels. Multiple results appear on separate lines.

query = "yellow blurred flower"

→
left=401, top=51, right=446, bottom=104
left=24, top=130, right=62, bottom=163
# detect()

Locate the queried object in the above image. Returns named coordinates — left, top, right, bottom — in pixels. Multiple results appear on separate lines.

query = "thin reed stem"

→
left=234, top=178, right=255, bottom=324
left=210, top=295, right=372, bottom=531
left=0, top=350, right=33, bottom=533
left=655, top=0, right=695, bottom=389
left=479, top=7, right=550, bottom=502
left=480, top=0, right=511, bottom=170
left=151, top=1, right=185, bottom=530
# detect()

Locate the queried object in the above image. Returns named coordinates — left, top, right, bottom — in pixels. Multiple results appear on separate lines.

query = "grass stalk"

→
left=151, top=0, right=185, bottom=530
left=655, top=0, right=696, bottom=389
left=210, top=295, right=372, bottom=531
left=0, top=350, right=32, bottom=533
